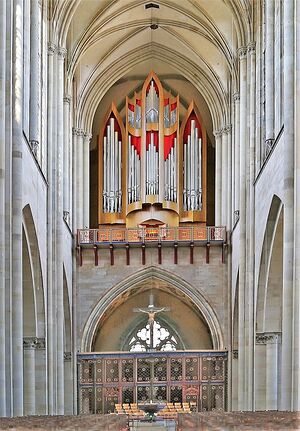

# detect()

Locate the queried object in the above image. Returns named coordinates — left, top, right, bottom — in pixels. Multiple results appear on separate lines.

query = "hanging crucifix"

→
left=133, top=294, right=170, bottom=351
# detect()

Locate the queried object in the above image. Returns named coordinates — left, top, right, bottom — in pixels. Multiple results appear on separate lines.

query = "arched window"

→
left=126, top=319, right=183, bottom=352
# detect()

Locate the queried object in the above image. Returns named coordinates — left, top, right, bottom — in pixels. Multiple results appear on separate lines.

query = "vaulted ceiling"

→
left=50, top=0, right=252, bottom=135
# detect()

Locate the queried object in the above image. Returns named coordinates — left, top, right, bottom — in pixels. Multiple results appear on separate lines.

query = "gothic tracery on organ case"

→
left=98, top=71, right=207, bottom=227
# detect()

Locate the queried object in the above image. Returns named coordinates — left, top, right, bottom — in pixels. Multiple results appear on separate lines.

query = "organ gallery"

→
left=98, top=71, right=207, bottom=227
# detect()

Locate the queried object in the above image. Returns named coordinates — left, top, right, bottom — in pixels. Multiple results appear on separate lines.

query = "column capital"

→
left=238, top=46, right=247, bottom=60
left=64, top=352, right=72, bottom=361
left=23, top=337, right=46, bottom=349
left=63, top=95, right=71, bottom=104
left=247, top=42, right=256, bottom=55
left=83, top=132, right=93, bottom=141
left=213, top=129, right=222, bottom=138
left=35, top=337, right=46, bottom=349
left=224, top=125, right=232, bottom=134
left=256, top=332, right=281, bottom=345
left=23, top=337, right=37, bottom=350
left=48, top=42, right=57, bottom=56
left=233, top=92, right=240, bottom=102
left=73, top=127, right=84, bottom=137
left=58, top=46, right=67, bottom=60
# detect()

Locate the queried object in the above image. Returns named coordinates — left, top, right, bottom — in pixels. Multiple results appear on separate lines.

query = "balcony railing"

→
left=77, top=226, right=226, bottom=246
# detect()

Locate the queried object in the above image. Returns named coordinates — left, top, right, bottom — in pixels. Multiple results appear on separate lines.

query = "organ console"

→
left=98, top=71, right=207, bottom=227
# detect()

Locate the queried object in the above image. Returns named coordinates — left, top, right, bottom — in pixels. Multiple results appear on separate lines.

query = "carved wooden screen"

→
left=78, top=351, right=227, bottom=414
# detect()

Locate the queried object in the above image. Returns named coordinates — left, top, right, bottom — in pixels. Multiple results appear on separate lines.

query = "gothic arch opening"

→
left=22, top=205, right=46, bottom=415
left=255, top=196, right=283, bottom=411
left=81, top=267, right=223, bottom=352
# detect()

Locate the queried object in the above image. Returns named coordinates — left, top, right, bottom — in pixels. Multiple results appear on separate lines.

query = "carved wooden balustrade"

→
left=76, top=226, right=227, bottom=266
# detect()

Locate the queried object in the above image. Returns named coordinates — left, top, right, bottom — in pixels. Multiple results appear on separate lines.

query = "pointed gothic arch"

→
left=81, top=266, right=224, bottom=352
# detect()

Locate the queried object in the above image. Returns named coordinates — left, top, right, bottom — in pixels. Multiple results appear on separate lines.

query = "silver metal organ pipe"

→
left=191, top=120, right=195, bottom=210
left=103, top=136, right=107, bottom=212
left=195, top=127, right=198, bottom=208
left=187, top=135, right=191, bottom=210
left=155, top=143, right=158, bottom=194
left=184, top=142, right=187, bottom=210
left=128, top=135, right=131, bottom=204
left=137, top=153, right=140, bottom=201
left=199, top=137, right=202, bottom=207
left=106, top=124, right=111, bottom=212
left=174, top=137, right=177, bottom=202
left=133, top=147, right=137, bottom=202
left=118, top=140, right=121, bottom=211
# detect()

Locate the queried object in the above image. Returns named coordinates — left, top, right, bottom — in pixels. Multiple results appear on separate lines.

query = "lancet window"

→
left=127, top=319, right=182, bottom=352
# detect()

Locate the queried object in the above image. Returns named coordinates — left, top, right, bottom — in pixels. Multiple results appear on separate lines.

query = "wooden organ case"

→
left=98, top=71, right=207, bottom=227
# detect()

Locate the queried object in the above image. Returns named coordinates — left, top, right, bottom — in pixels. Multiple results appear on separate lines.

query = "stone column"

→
left=231, top=350, right=238, bottom=410
left=35, top=338, right=46, bottom=414
left=246, top=42, right=256, bottom=410
left=233, top=93, right=240, bottom=215
left=226, top=125, right=232, bottom=230
left=12, top=0, right=24, bottom=416
left=75, top=129, right=84, bottom=229
left=46, top=41, right=56, bottom=415
left=265, top=0, right=275, bottom=156
left=237, top=46, right=247, bottom=411
left=254, top=336, right=266, bottom=410
left=294, top=0, right=300, bottom=410
left=281, top=0, right=294, bottom=410
left=0, top=0, right=6, bottom=417
left=23, top=338, right=36, bottom=415
left=56, top=46, right=67, bottom=415
left=83, top=133, right=92, bottom=228
left=63, top=95, right=71, bottom=223
left=221, top=128, right=228, bottom=226
left=214, top=130, right=222, bottom=225
left=29, top=0, right=41, bottom=160
left=64, top=352, right=73, bottom=414
left=256, top=332, right=281, bottom=410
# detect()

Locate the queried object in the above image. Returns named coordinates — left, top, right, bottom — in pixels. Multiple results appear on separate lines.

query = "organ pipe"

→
left=103, top=118, right=122, bottom=213
left=183, top=120, right=202, bottom=211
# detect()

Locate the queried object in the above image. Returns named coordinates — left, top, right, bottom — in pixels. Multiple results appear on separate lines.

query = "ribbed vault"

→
left=49, top=0, right=252, bottom=133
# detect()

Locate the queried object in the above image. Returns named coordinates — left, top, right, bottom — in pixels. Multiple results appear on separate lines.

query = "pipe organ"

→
left=98, top=72, right=206, bottom=226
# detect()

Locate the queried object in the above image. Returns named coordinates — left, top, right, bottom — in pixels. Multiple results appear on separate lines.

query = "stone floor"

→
left=177, top=411, right=300, bottom=430
left=0, top=414, right=128, bottom=430
left=0, top=412, right=299, bottom=430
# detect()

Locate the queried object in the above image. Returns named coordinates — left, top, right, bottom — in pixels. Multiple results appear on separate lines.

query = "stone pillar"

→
left=46, top=41, right=56, bottom=415
left=214, top=130, right=222, bottom=225
left=83, top=133, right=92, bottom=228
left=221, top=128, right=228, bottom=226
left=246, top=42, right=256, bottom=410
left=265, top=0, right=275, bottom=156
left=29, top=0, right=41, bottom=160
left=294, top=0, right=300, bottom=410
left=237, top=46, right=247, bottom=411
left=64, top=352, right=73, bottom=414
left=23, top=338, right=36, bottom=415
left=254, top=337, right=267, bottom=410
left=233, top=93, right=240, bottom=215
left=63, top=95, right=71, bottom=223
left=256, top=332, right=281, bottom=410
left=226, top=125, right=232, bottom=230
left=35, top=338, right=46, bottom=414
left=11, top=0, right=24, bottom=416
left=231, top=350, right=238, bottom=410
left=75, top=129, right=84, bottom=229
left=281, top=0, right=294, bottom=410
left=0, top=0, right=6, bottom=417
left=56, top=46, right=67, bottom=415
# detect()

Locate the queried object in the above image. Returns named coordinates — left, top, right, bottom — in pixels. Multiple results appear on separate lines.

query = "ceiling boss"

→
left=98, top=71, right=207, bottom=228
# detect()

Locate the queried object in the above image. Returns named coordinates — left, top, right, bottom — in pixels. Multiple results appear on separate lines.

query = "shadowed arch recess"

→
left=81, top=266, right=224, bottom=352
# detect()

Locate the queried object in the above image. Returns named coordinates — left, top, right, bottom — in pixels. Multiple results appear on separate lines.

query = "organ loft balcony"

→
left=76, top=226, right=227, bottom=266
